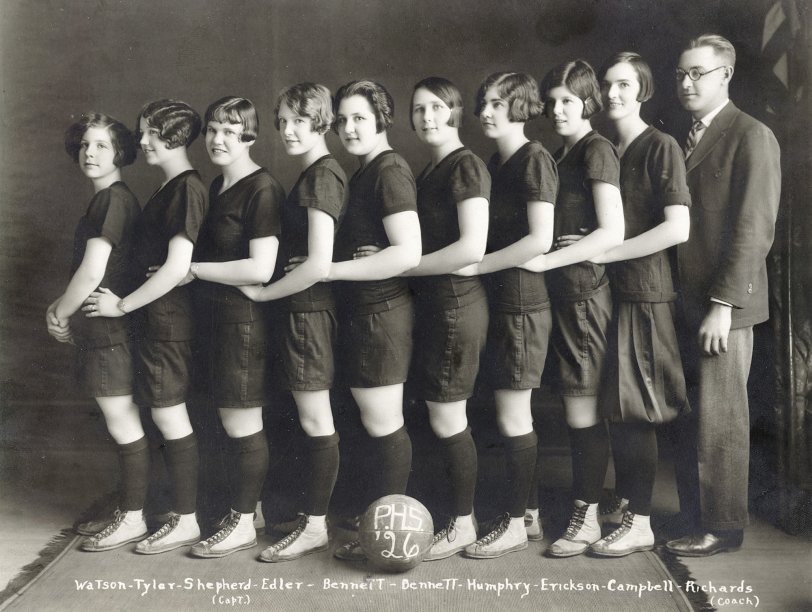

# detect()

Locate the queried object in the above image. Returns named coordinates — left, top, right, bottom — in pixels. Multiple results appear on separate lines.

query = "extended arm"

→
left=405, top=197, right=488, bottom=276
left=193, top=235, right=278, bottom=286
left=54, top=237, right=112, bottom=320
left=594, top=204, right=689, bottom=264
left=242, top=209, right=333, bottom=301
left=328, top=210, right=422, bottom=281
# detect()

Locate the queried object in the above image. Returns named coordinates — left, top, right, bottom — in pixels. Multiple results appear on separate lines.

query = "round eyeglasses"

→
left=675, top=66, right=727, bottom=81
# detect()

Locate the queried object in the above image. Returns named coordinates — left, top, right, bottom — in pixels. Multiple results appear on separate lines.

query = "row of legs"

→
left=85, top=386, right=656, bottom=561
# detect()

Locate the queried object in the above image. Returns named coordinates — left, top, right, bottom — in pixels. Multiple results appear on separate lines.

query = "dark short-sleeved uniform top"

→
left=411, top=147, right=491, bottom=309
left=195, top=168, right=284, bottom=322
left=132, top=170, right=207, bottom=340
left=486, top=140, right=558, bottom=313
left=278, top=155, right=347, bottom=313
left=548, top=130, right=620, bottom=301
left=610, top=126, right=691, bottom=303
left=334, top=150, right=417, bottom=314
left=70, top=181, right=141, bottom=347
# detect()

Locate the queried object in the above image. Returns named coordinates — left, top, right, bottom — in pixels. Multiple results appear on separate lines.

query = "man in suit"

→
left=666, top=34, right=781, bottom=557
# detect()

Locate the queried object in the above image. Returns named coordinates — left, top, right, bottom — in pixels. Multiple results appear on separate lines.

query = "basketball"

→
left=358, top=495, right=434, bottom=572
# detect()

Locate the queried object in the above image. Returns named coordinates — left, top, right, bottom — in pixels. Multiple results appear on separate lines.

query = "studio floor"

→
left=0, top=395, right=810, bottom=611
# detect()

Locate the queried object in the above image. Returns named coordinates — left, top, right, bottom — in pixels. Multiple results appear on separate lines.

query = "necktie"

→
left=684, top=120, right=706, bottom=158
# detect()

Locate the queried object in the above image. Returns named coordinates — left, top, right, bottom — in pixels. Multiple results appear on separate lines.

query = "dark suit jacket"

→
left=678, top=101, right=781, bottom=330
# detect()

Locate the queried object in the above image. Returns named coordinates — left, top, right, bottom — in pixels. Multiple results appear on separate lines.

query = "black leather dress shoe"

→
left=665, top=531, right=743, bottom=557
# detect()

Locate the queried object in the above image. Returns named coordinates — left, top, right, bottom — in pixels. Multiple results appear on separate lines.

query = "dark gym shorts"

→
left=551, top=284, right=613, bottom=396
left=201, top=318, right=270, bottom=409
left=484, top=307, right=552, bottom=390
left=76, top=341, right=133, bottom=398
left=281, top=309, right=337, bottom=392
left=342, top=298, right=414, bottom=389
left=411, top=296, right=489, bottom=402
left=135, top=338, right=192, bottom=408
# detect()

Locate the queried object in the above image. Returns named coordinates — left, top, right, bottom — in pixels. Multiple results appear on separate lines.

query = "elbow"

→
left=609, top=226, right=625, bottom=249
left=310, top=259, right=332, bottom=281
left=675, top=224, right=690, bottom=245
left=402, top=243, right=423, bottom=270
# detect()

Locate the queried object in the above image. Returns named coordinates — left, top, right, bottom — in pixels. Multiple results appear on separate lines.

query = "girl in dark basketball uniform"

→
left=527, top=60, right=624, bottom=558
left=83, top=100, right=208, bottom=554
left=401, top=77, right=490, bottom=560
left=184, top=96, right=283, bottom=559
left=454, top=72, right=557, bottom=559
left=581, top=52, right=689, bottom=556
left=328, top=80, right=422, bottom=562
left=239, top=83, right=348, bottom=562
left=48, top=112, right=143, bottom=551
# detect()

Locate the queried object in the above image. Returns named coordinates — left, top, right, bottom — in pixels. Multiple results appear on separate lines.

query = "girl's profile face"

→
left=601, top=62, right=642, bottom=122
left=79, top=126, right=118, bottom=182
left=546, top=85, right=587, bottom=138
left=138, top=116, right=171, bottom=166
left=205, top=120, right=252, bottom=167
left=412, top=88, right=455, bottom=147
left=478, top=86, right=512, bottom=140
left=335, top=94, right=382, bottom=158
left=277, top=101, right=322, bottom=158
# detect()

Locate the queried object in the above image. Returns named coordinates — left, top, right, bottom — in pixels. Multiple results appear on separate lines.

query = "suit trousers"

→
left=674, top=326, right=753, bottom=531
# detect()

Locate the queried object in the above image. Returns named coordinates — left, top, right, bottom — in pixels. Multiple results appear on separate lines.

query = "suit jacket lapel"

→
left=686, top=101, right=739, bottom=172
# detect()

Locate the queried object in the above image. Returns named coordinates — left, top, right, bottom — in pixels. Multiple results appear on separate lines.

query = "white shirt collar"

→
left=695, top=99, right=730, bottom=127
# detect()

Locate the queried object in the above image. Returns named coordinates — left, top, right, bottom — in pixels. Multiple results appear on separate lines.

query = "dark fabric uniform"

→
left=483, top=141, right=558, bottom=390
left=334, top=150, right=417, bottom=388
left=548, top=131, right=618, bottom=396
left=132, top=170, right=207, bottom=407
left=410, top=147, right=491, bottom=402
left=71, top=181, right=140, bottom=397
left=195, top=168, right=283, bottom=408
left=277, top=155, right=347, bottom=391
left=601, top=126, right=691, bottom=424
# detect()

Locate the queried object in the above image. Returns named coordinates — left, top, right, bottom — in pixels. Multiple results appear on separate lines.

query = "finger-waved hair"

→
left=136, top=99, right=201, bottom=149
left=540, top=59, right=603, bottom=119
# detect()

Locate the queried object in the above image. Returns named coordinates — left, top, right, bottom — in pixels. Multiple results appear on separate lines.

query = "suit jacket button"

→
left=747, top=283, right=753, bottom=293
left=714, top=170, right=722, bottom=178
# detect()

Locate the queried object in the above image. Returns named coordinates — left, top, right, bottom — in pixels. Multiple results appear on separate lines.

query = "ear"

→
left=724, top=66, right=734, bottom=82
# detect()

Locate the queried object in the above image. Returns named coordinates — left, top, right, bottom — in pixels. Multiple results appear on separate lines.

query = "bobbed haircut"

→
left=474, top=72, right=543, bottom=122
left=684, top=33, right=736, bottom=68
left=599, top=51, right=655, bottom=103
left=540, top=59, right=603, bottom=119
left=274, top=83, right=334, bottom=134
left=333, top=80, right=394, bottom=134
left=137, top=99, right=201, bottom=149
left=409, top=77, right=464, bottom=130
left=64, top=112, right=137, bottom=167
left=203, top=96, right=258, bottom=142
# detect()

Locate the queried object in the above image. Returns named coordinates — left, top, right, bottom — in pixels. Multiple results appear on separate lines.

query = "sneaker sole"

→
left=81, top=531, right=148, bottom=552
left=423, top=541, right=472, bottom=561
left=463, top=541, right=528, bottom=559
left=259, top=542, right=329, bottom=563
left=134, top=536, right=201, bottom=555
left=190, top=539, right=257, bottom=559
left=589, top=543, right=654, bottom=558
left=546, top=540, right=595, bottom=558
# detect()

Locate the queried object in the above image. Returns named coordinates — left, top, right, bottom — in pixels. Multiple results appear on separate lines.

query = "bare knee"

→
left=151, top=404, right=193, bottom=440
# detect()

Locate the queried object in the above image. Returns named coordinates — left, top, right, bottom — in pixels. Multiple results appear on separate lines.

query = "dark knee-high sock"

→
left=229, top=430, right=269, bottom=514
left=504, top=431, right=538, bottom=518
left=568, top=423, right=610, bottom=504
left=608, top=424, right=630, bottom=500
left=526, top=444, right=541, bottom=511
left=162, top=433, right=199, bottom=515
left=369, top=426, right=412, bottom=499
left=439, top=427, right=477, bottom=517
left=610, top=423, right=657, bottom=515
left=119, top=436, right=150, bottom=512
left=304, top=432, right=340, bottom=516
